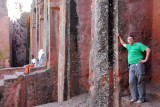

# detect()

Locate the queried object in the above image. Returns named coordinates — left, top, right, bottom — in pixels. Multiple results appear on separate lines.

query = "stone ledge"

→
left=1, top=68, right=57, bottom=106
left=0, top=80, right=4, bottom=86
left=29, top=66, right=46, bottom=74
left=0, top=67, right=25, bottom=79
left=4, top=75, right=17, bottom=80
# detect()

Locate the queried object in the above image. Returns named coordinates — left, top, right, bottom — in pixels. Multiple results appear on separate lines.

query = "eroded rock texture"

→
left=65, top=0, right=91, bottom=99
left=88, top=0, right=112, bottom=106
left=118, top=0, right=152, bottom=95
left=9, top=12, right=29, bottom=67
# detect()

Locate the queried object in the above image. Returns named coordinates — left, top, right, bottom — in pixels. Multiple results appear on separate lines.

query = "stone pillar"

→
left=57, top=0, right=67, bottom=102
left=88, top=0, right=119, bottom=106
left=88, top=0, right=110, bottom=106
left=36, top=0, right=40, bottom=56
left=65, top=0, right=71, bottom=100
left=30, top=0, right=36, bottom=61
left=43, top=0, right=49, bottom=67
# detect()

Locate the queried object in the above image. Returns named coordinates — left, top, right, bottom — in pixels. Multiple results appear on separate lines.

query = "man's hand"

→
left=117, top=33, right=126, bottom=48
left=117, top=33, right=120, bottom=38
left=139, top=60, right=146, bottom=64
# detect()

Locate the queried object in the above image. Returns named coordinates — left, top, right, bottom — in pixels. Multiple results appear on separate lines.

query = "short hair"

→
left=128, top=36, right=134, bottom=40
left=32, top=55, right=34, bottom=59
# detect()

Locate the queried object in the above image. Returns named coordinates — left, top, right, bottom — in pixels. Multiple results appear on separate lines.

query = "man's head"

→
left=127, top=36, right=134, bottom=45
left=32, top=55, right=34, bottom=59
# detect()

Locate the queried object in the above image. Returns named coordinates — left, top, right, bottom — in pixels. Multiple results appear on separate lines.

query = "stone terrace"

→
left=0, top=66, right=58, bottom=107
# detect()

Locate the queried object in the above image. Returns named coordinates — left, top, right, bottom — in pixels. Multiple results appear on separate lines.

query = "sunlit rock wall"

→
left=0, top=0, right=9, bottom=68
left=7, top=0, right=31, bottom=67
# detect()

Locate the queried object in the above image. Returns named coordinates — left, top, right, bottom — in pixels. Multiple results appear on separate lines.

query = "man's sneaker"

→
left=23, top=73, right=27, bottom=76
left=130, top=99, right=136, bottom=103
left=136, top=100, right=144, bottom=104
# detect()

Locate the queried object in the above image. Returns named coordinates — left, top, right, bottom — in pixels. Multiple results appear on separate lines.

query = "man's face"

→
left=127, top=37, right=134, bottom=44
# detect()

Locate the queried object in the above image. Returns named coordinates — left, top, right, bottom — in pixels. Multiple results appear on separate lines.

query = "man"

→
left=38, top=49, right=44, bottom=66
left=117, top=34, right=151, bottom=103
left=31, top=55, right=37, bottom=67
left=24, top=55, right=36, bottom=75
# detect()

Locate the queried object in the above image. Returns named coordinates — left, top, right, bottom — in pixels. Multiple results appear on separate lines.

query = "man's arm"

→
left=117, top=34, right=126, bottom=47
left=139, top=47, right=151, bottom=64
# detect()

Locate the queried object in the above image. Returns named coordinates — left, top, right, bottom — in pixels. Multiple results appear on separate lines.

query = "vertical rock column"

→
left=88, top=0, right=113, bottom=106
left=43, top=0, right=49, bottom=67
left=57, top=0, right=67, bottom=102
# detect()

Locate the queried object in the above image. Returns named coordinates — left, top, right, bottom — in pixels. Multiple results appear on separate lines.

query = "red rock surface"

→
left=68, top=0, right=91, bottom=98
left=152, top=0, right=160, bottom=84
left=0, top=68, right=57, bottom=107
left=0, top=1, right=9, bottom=68
left=76, top=0, right=91, bottom=91
left=0, top=0, right=158, bottom=107
left=118, top=0, right=153, bottom=97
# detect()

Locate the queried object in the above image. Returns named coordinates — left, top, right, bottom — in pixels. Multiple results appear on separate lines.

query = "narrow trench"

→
left=108, top=0, right=114, bottom=68
left=108, top=0, right=114, bottom=106
left=64, top=0, right=70, bottom=101
left=65, top=0, right=79, bottom=100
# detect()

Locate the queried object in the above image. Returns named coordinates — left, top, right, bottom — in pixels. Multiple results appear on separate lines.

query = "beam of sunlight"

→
left=6, top=0, right=33, bottom=21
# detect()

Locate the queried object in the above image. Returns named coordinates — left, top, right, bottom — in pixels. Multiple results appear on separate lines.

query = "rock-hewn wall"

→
left=118, top=0, right=152, bottom=95
left=0, top=0, right=9, bottom=68
left=27, top=0, right=160, bottom=106
left=8, top=1, right=30, bottom=67
left=1, top=69, right=57, bottom=107
left=152, top=0, right=160, bottom=84
left=66, top=0, right=91, bottom=98
left=76, top=0, right=91, bottom=93
left=10, top=13, right=29, bottom=67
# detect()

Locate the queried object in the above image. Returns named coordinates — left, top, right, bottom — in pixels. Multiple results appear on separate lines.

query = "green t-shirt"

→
left=126, top=42, right=147, bottom=64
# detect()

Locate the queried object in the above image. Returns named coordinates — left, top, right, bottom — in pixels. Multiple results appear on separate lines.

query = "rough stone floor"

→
left=121, top=84, right=160, bottom=107
left=35, top=94, right=88, bottom=107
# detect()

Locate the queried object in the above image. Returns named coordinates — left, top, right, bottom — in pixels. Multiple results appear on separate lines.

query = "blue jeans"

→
left=129, top=63, right=146, bottom=101
left=39, top=57, right=43, bottom=66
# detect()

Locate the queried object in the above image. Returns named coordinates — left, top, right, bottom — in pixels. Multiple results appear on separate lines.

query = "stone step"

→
left=0, top=80, right=4, bottom=87
left=3, top=75, right=17, bottom=80
left=14, top=72, right=25, bottom=77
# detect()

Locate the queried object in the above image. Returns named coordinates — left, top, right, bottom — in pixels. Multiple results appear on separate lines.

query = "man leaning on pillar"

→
left=117, top=33, right=151, bottom=104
